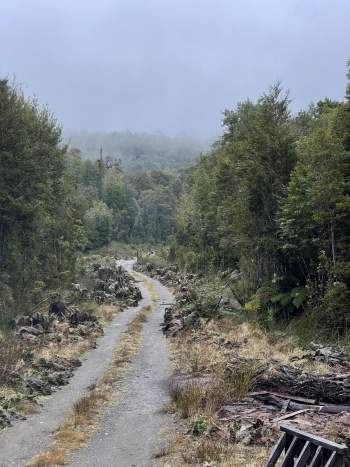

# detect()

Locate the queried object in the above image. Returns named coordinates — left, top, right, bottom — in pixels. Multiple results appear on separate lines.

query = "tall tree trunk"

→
left=330, top=217, right=336, bottom=266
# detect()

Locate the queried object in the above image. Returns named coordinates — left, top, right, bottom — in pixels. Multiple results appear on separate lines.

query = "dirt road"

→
left=0, top=260, right=174, bottom=467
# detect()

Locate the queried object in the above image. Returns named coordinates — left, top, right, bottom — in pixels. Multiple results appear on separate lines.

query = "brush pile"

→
left=133, top=261, right=182, bottom=288
left=135, top=261, right=202, bottom=335
left=78, top=255, right=142, bottom=305
left=0, top=257, right=142, bottom=430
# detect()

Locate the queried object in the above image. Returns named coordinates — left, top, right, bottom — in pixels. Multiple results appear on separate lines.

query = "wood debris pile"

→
left=221, top=355, right=350, bottom=443
left=290, top=342, right=350, bottom=368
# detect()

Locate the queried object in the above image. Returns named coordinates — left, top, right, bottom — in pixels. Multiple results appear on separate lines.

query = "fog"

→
left=1, top=0, right=349, bottom=137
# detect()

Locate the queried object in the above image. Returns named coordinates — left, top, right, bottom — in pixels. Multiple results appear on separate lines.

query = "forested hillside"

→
left=65, top=130, right=208, bottom=172
left=172, top=64, right=350, bottom=339
left=0, top=80, right=183, bottom=324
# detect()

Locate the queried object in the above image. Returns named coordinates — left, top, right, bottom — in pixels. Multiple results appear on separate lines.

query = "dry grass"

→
left=28, top=450, right=67, bottom=466
left=27, top=299, right=156, bottom=466
left=159, top=294, right=346, bottom=467
left=164, top=318, right=301, bottom=466
left=186, top=439, right=229, bottom=463
left=95, top=304, right=120, bottom=322
left=213, top=320, right=298, bottom=363
left=35, top=335, right=96, bottom=362
left=34, top=304, right=121, bottom=364
left=171, top=383, right=206, bottom=419
left=0, top=336, right=25, bottom=385
left=161, top=434, right=268, bottom=466
left=173, top=335, right=227, bottom=373
left=170, top=364, right=257, bottom=423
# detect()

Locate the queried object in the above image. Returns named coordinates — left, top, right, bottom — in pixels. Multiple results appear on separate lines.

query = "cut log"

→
left=251, top=392, right=350, bottom=414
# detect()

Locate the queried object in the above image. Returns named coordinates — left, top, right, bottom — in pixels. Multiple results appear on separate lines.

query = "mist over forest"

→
left=64, top=130, right=209, bottom=171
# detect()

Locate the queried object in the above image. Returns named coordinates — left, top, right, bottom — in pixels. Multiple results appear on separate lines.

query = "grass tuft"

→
left=28, top=450, right=67, bottom=466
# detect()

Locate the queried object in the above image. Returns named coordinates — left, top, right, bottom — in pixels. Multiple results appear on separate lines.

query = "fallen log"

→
left=251, top=392, right=350, bottom=414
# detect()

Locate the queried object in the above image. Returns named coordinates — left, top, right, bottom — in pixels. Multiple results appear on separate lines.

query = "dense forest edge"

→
left=1, top=62, right=350, bottom=342
left=171, top=63, right=350, bottom=343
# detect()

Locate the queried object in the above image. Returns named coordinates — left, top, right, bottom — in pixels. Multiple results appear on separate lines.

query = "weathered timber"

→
left=228, top=357, right=350, bottom=403
left=252, top=392, right=350, bottom=414
left=274, top=409, right=311, bottom=422
left=265, top=424, right=350, bottom=466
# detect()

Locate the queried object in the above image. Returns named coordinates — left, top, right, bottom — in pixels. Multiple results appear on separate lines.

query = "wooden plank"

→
left=325, top=451, right=337, bottom=467
left=265, top=432, right=286, bottom=467
left=274, top=409, right=310, bottom=422
left=309, top=446, right=323, bottom=467
left=319, top=404, right=350, bottom=414
left=249, top=391, right=316, bottom=405
left=281, top=436, right=298, bottom=467
left=295, top=441, right=311, bottom=467
left=270, top=392, right=316, bottom=405
left=280, top=398, right=291, bottom=414
left=249, top=391, right=269, bottom=396
left=280, top=425, right=349, bottom=455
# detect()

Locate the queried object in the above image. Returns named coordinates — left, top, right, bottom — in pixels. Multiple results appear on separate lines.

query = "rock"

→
left=47, top=372, right=71, bottom=386
left=0, top=408, right=12, bottom=428
left=33, top=324, right=44, bottom=333
left=18, top=326, right=43, bottom=336
left=290, top=342, right=350, bottom=368
left=37, top=356, right=81, bottom=372
left=20, top=333, right=38, bottom=343
left=26, top=378, right=52, bottom=395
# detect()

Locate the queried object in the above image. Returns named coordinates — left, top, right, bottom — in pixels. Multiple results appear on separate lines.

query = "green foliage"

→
left=84, top=201, right=113, bottom=249
left=192, top=418, right=209, bottom=436
left=174, top=84, right=296, bottom=285
left=173, top=64, right=350, bottom=337
left=66, top=152, right=183, bottom=246
left=0, top=80, right=85, bottom=318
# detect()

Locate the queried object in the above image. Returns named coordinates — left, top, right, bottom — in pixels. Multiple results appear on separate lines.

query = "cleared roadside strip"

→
left=27, top=278, right=158, bottom=466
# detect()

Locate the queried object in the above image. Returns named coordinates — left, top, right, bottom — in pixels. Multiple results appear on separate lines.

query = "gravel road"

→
left=0, top=260, right=174, bottom=467
left=70, top=262, right=174, bottom=466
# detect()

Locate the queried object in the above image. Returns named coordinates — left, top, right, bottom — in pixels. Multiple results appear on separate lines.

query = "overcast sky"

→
left=1, top=0, right=349, bottom=137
